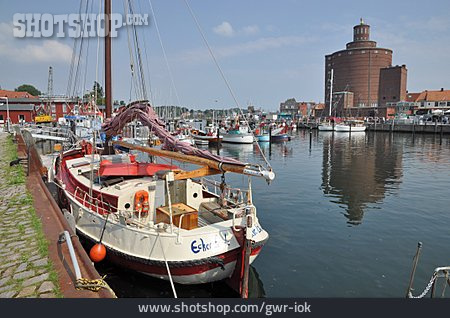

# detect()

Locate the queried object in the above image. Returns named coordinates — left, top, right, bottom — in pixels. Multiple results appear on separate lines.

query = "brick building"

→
left=378, top=65, right=407, bottom=107
left=324, top=19, right=407, bottom=117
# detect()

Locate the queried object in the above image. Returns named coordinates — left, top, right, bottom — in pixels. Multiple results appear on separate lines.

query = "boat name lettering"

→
left=191, top=238, right=211, bottom=254
left=252, top=225, right=262, bottom=238
left=191, top=238, right=221, bottom=254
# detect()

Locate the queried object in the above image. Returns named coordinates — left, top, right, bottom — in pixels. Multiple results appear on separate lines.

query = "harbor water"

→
left=96, top=130, right=450, bottom=297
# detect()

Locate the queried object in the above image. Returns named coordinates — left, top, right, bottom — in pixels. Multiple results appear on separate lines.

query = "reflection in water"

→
left=219, top=143, right=254, bottom=161
left=321, top=132, right=403, bottom=225
left=257, top=141, right=293, bottom=160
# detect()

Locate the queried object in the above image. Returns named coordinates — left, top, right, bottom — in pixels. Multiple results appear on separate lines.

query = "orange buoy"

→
left=89, top=243, right=106, bottom=262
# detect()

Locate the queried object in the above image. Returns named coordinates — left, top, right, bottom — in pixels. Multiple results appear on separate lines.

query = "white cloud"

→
left=0, top=22, right=72, bottom=63
left=178, top=35, right=314, bottom=63
left=213, top=21, right=234, bottom=37
left=242, top=25, right=260, bottom=36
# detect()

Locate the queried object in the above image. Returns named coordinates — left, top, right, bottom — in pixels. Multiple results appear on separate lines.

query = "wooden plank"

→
left=174, top=166, right=221, bottom=180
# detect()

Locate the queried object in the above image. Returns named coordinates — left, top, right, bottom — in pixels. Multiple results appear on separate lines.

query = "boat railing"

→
left=407, top=266, right=450, bottom=298
left=71, top=186, right=148, bottom=225
left=200, top=177, right=250, bottom=206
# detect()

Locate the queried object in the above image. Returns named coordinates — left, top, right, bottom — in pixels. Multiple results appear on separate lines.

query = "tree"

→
left=84, top=81, right=105, bottom=105
left=15, top=84, right=41, bottom=96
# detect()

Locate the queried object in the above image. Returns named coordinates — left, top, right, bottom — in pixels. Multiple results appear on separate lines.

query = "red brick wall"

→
left=378, top=65, right=407, bottom=107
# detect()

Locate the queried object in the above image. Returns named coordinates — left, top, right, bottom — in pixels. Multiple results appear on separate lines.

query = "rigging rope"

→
left=136, top=0, right=154, bottom=105
left=66, top=0, right=84, bottom=99
left=148, top=0, right=181, bottom=107
left=183, top=0, right=272, bottom=170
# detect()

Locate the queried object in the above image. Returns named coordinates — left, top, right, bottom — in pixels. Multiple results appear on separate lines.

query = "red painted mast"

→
left=105, top=0, right=112, bottom=119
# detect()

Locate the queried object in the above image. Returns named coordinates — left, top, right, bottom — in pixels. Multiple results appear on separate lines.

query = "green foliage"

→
left=15, top=84, right=41, bottom=96
left=84, top=81, right=105, bottom=105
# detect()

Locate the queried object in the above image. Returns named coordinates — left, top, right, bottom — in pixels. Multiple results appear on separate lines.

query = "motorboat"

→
left=222, top=126, right=254, bottom=144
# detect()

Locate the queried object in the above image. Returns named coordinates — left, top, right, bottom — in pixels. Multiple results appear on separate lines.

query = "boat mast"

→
left=105, top=0, right=112, bottom=119
left=329, top=68, right=333, bottom=118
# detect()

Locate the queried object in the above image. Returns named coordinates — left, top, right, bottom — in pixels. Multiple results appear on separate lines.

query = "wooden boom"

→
left=113, top=140, right=275, bottom=181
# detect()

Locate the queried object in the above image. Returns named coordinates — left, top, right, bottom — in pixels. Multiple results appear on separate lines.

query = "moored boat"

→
left=54, top=102, right=273, bottom=287
left=335, top=120, right=366, bottom=132
left=318, top=123, right=335, bottom=131
left=222, top=126, right=254, bottom=144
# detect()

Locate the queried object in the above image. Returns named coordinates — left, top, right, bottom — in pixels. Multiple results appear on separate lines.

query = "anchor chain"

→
left=408, top=273, right=437, bottom=298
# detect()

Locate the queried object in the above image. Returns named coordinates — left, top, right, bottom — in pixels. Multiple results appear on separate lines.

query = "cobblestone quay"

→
left=0, top=133, right=61, bottom=298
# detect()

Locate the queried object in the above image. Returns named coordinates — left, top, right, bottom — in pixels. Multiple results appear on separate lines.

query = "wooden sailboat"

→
left=53, top=0, right=273, bottom=296
left=54, top=102, right=273, bottom=287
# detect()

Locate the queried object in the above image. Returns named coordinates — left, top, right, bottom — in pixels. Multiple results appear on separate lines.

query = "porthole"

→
left=125, top=203, right=131, bottom=209
left=193, top=193, right=198, bottom=198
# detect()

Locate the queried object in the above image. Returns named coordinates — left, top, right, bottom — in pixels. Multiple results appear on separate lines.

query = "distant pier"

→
left=367, top=122, right=450, bottom=135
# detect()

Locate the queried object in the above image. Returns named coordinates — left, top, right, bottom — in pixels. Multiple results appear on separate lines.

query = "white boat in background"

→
left=318, top=123, right=335, bottom=131
left=191, top=126, right=223, bottom=145
left=335, top=120, right=367, bottom=132
left=222, top=126, right=254, bottom=144
left=319, top=69, right=337, bottom=132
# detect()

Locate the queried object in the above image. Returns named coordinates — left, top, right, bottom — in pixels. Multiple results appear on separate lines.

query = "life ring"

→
left=134, top=190, right=149, bottom=215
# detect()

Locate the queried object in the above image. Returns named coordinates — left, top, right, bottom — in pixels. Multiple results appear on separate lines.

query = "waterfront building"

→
left=0, top=89, right=125, bottom=125
left=324, top=19, right=407, bottom=118
left=385, top=89, right=450, bottom=116
left=0, top=89, right=79, bottom=125
left=279, top=98, right=316, bottom=119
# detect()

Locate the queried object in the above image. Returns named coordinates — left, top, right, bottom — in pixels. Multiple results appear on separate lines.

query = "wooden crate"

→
left=156, top=203, right=198, bottom=230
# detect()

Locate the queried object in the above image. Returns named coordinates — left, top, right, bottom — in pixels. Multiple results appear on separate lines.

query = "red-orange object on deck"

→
left=134, top=190, right=149, bottom=215
left=98, top=161, right=178, bottom=177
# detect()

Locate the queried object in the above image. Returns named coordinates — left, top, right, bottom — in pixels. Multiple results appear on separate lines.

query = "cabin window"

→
left=18, top=114, right=25, bottom=122
left=0, top=115, right=3, bottom=123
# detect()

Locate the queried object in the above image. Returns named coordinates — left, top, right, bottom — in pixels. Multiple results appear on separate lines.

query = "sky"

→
left=1, top=0, right=450, bottom=111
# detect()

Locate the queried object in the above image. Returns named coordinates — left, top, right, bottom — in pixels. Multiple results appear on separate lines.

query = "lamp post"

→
left=0, top=97, right=9, bottom=132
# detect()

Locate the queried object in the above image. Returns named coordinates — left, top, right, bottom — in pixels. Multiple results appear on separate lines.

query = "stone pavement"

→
left=0, top=133, right=61, bottom=298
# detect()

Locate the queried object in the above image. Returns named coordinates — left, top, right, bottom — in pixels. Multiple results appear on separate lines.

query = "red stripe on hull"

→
left=105, top=245, right=263, bottom=277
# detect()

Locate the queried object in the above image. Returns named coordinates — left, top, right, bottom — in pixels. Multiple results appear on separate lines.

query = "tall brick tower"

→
left=324, top=19, right=394, bottom=116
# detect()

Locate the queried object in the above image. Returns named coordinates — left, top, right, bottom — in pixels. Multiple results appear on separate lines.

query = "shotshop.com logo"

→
left=12, top=13, right=149, bottom=38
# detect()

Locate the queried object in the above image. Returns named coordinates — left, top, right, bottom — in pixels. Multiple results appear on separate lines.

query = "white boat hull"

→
left=63, top=185, right=267, bottom=285
left=318, top=124, right=335, bottom=131
left=335, top=124, right=366, bottom=132
left=222, top=135, right=254, bottom=144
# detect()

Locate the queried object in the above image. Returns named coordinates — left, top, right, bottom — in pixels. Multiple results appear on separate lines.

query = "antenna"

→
left=46, top=66, right=54, bottom=115
left=47, top=66, right=53, bottom=98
